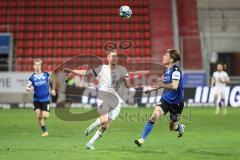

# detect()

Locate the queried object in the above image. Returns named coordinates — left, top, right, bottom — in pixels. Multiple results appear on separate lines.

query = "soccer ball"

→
left=119, top=6, right=132, bottom=19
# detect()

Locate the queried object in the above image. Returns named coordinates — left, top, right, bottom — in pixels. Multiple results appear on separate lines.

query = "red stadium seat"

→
left=1, top=1, right=7, bottom=7
left=66, top=40, right=73, bottom=48
left=27, top=40, right=34, bottom=48
left=18, top=9, right=26, bottom=15
left=66, top=32, right=73, bottom=39
left=8, top=16, right=16, bottom=24
left=56, top=25, right=64, bottom=31
left=25, top=57, right=33, bottom=64
left=17, top=49, right=24, bottom=56
left=17, top=41, right=24, bottom=48
left=44, top=65, right=53, bottom=72
left=9, top=9, right=17, bottom=15
left=56, top=8, right=64, bottom=15
left=76, top=40, right=83, bottom=47
left=55, top=49, right=63, bottom=56
left=26, top=49, right=34, bottom=56
left=46, top=40, right=53, bottom=48
left=36, top=49, right=44, bottom=56
left=46, top=49, right=53, bottom=56
left=28, top=1, right=36, bottom=7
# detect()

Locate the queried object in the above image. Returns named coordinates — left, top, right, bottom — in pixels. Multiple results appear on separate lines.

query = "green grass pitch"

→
left=0, top=107, right=240, bottom=160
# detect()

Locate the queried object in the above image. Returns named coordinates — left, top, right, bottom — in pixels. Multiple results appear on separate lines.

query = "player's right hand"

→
left=63, top=68, right=72, bottom=73
left=143, top=86, right=152, bottom=94
left=26, top=86, right=33, bottom=92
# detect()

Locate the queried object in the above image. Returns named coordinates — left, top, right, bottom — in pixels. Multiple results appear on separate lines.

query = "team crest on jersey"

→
left=163, top=75, right=170, bottom=82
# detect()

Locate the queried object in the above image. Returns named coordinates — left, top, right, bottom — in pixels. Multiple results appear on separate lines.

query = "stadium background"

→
left=1, top=1, right=240, bottom=160
left=0, top=0, right=239, bottom=107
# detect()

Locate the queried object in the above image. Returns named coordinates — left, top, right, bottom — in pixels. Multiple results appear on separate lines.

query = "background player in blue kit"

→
left=135, top=49, right=185, bottom=147
left=26, top=59, right=56, bottom=137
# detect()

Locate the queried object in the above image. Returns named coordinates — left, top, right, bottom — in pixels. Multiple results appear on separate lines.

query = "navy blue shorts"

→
left=33, top=101, right=50, bottom=112
left=158, top=99, right=184, bottom=122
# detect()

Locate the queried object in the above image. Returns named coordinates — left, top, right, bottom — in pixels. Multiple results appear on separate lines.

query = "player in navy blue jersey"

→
left=135, top=49, right=185, bottom=147
left=26, top=59, right=56, bottom=137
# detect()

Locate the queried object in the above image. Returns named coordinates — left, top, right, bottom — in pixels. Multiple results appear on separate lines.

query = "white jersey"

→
left=212, top=71, right=229, bottom=88
left=93, top=64, right=128, bottom=120
left=93, top=64, right=128, bottom=96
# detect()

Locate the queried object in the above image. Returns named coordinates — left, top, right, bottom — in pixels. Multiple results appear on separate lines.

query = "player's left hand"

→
left=51, top=89, right=56, bottom=96
left=220, top=79, right=226, bottom=83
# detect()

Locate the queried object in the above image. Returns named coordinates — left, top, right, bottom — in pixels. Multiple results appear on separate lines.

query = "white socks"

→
left=93, top=118, right=101, bottom=128
left=88, top=129, right=103, bottom=144
left=215, top=101, right=219, bottom=114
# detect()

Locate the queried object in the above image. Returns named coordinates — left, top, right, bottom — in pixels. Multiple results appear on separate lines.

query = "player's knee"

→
left=42, top=112, right=49, bottom=119
left=149, top=113, right=159, bottom=122
left=36, top=116, right=42, bottom=121
left=42, top=115, right=48, bottom=119
left=101, top=121, right=109, bottom=130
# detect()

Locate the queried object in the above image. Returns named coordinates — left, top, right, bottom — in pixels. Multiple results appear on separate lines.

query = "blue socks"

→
left=41, top=125, right=48, bottom=132
left=141, top=121, right=154, bottom=140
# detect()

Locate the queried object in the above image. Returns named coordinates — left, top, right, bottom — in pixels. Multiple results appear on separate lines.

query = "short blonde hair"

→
left=107, top=49, right=117, bottom=55
left=33, top=59, right=42, bottom=64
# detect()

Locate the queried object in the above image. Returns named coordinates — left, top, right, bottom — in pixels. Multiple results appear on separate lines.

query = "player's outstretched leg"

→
left=135, top=106, right=163, bottom=147
left=86, top=115, right=110, bottom=149
left=169, top=113, right=185, bottom=137
left=85, top=118, right=101, bottom=136
left=169, top=121, right=185, bottom=137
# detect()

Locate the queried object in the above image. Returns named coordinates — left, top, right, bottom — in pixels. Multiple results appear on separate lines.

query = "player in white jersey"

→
left=211, top=63, right=230, bottom=115
left=63, top=49, right=131, bottom=149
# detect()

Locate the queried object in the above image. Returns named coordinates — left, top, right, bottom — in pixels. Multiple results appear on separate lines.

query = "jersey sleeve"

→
left=212, top=72, right=217, bottom=80
left=172, top=71, right=181, bottom=80
left=27, top=77, right=32, bottom=87
left=224, top=72, right=230, bottom=81
left=45, top=72, right=50, bottom=80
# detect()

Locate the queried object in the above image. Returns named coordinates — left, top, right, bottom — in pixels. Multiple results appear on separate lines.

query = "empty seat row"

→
left=1, top=8, right=149, bottom=16
left=16, top=48, right=150, bottom=57
left=16, top=40, right=150, bottom=48
left=3, top=16, right=149, bottom=24
left=10, top=24, right=149, bottom=34
left=1, top=0, right=148, bottom=8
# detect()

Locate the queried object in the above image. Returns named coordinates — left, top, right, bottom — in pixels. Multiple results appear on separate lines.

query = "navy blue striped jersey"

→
left=161, top=65, right=184, bottom=104
left=27, top=72, right=51, bottom=102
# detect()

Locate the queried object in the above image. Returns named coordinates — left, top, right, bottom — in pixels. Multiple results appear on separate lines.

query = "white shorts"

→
left=215, top=87, right=226, bottom=99
left=108, top=103, right=121, bottom=120
left=96, top=92, right=123, bottom=120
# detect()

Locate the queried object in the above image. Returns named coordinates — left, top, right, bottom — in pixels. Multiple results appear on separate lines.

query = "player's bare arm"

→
left=157, top=79, right=179, bottom=90
left=26, top=85, right=33, bottom=92
left=211, top=77, right=215, bottom=87
left=123, top=76, right=131, bottom=88
left=49, top=74, right=56, bottom=96
left=63, top=67, right=94, bottom=76
left=145, top=80, right=179, bottom=94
